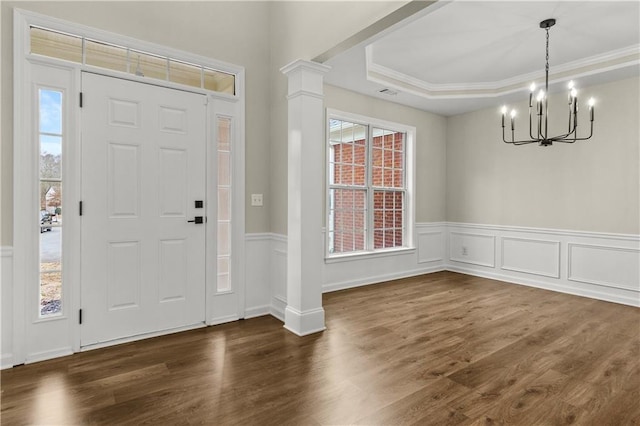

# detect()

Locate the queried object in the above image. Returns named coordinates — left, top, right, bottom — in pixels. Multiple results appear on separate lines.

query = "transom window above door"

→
left=30, top=26, right=236, bottom=95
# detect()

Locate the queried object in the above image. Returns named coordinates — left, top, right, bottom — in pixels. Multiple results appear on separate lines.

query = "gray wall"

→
left=446, top=76, right=640, bottom=234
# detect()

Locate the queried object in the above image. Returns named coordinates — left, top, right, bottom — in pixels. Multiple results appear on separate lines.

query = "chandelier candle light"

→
left=501, top=18, right=595, bottom=146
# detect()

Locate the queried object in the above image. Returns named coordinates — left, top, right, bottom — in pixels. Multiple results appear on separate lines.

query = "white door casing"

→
left=13, top=9, right=246, bottom=365
left=80, top=73, right=207, bottom=346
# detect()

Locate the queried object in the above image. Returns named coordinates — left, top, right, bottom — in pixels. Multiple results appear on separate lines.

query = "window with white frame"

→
left=327, top=112, right=414, bottom=256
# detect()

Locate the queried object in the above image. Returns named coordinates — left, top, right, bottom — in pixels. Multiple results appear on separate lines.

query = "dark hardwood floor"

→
left=2, top=271, right=639, bottom=425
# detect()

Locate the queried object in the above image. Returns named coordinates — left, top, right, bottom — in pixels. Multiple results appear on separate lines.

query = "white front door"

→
left=80, top=73, right=207, bottom=346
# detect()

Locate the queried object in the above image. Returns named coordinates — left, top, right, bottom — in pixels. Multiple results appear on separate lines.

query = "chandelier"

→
left=501, top=18, right=595, bottom=146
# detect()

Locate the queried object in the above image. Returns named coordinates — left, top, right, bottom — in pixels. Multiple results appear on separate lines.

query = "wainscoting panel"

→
left=1, top=246, right=13, bottom=369
left=446, top=223, right=640, bottom=307
left=270, top=234, right=288, bottom=319
left=568, top=243, right=640, bottom=292
left=323, top=223, right=447, bottom=293
left=243, top=234, right=272, bottom=319
left=417, top=229, right=444, bottom=263
left=449, top=232, right=496, bottom=267
left=501, top=237, right=560, bottom=278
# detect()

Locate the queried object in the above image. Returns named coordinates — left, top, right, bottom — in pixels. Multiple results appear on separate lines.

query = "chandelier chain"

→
left=545, top=28, right=550, bottom=89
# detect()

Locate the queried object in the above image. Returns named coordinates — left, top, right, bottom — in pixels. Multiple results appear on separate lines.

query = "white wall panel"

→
left=501, top=237, right=560, bottom=278
left=417, top=230, right=444, bottom=263
left=1, top=247, right=13, bottom=369
left=449, top=232, right=495, bottom=267
left=569, top=244, right=640, bottom=291
left=244, top=233, right=272, bottom=318
left=447, top=223, right=640, bottom=307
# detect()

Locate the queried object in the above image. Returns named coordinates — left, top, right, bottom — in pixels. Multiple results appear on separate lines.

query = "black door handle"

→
left=188, top=216, right=204, bottom=224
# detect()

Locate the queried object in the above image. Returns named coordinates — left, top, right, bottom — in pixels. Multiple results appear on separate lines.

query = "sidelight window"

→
left=39, top=89, right=64, bottom=316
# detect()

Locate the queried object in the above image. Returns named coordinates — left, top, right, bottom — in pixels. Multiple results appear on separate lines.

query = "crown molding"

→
left=366, top=44, right=640, bottom=99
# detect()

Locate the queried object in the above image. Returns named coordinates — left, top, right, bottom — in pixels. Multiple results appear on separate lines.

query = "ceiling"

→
left=323, top=1, right=640, bottom=116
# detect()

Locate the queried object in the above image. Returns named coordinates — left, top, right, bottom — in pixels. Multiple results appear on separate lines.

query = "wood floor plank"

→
left=2, top=271, right=638, bottom=425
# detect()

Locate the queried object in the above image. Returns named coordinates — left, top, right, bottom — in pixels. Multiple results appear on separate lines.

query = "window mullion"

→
left=366, top=125, right=373, bottom=251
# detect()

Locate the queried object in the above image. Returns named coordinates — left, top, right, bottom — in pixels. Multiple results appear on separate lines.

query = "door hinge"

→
left=79, top=92, right=83, bottom=108
left=79, top=201, right=83, bottom=216
left=79, top=309, right=83, bottom=325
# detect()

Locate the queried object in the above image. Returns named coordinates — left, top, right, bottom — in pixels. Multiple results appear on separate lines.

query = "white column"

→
left=280, top=59, right=331, bottom=336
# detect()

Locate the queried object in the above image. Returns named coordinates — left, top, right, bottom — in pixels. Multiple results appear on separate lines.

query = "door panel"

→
left=81, top=73, right=206, bottom=346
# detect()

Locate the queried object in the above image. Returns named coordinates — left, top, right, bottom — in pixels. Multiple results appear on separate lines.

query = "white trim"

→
left=283, top=306, right=326, bottom=336
left=366, top=43, right=640, bottom=99
left=1, top=247, right=14, bottom=368
left=244, top=305, right=270, bottom=319
left=12, top=9, right=247, bottom=365
left=448, top=221, right=639, bottom=241
left=270, top=296, right=287, bottom=322
left=449, top=232, right=496, bottom=267
left=567, top=243, right=640, bottom=291
left=80, top=323, right=206, bottom=352
left=325, top=108, right=416, bottom=259
left=25, top=347, right=73, bottom=364
left=280, top=59, right=331, bottom=77
left=16, top=8, right=243, bottom=98
left=323, top=264, right=445, bottom=293
left=500, top=237, right=561, bottom=279
left=325, top=247, right=416, bottom=264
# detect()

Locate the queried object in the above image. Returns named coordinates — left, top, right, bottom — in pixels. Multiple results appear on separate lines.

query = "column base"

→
left=283, top=306, right=326, bottom=336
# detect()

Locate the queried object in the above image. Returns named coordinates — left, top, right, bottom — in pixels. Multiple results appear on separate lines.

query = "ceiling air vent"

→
left=378, top=88, right=398, bottom=96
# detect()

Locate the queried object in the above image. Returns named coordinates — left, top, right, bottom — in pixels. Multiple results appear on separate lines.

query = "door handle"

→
left=188, top=216, right=204, bottom=224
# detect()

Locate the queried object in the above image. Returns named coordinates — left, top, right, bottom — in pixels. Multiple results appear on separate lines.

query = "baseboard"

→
left=1, top=353, right=13, bottom=369
left=244, top=304, right=270, bottom=319
left=25, top=347, right=73, bottom=364
left=446, top=264, right=640, bottom=307
left=270, top=296, right=286, bottom=322
left=323, top=265, right=446, bottom=293
left=283, top=306, right=326, bottom=336
left=208, top=314, right=240, bottom=326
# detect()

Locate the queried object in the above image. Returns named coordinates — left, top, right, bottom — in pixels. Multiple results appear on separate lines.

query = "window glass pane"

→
left=170, top=60, right=202, bottom=88
left=39, top=90, right=63, bottom=134
left=373, top=190, right=404, bottom=249
left=218, top=152, right=230, bottom=186
left=204, top=68, right=235, bottom=94
left=30, top=27, right=82, bottom=63
left=39, top=183, right=63, bottom=317
left=218, top=222, right=229, bottom=256
left=218, top=118, right=231, bottom=151
left=86, top=40, right=128, bottom=72
left=217, top=272, right=230, bottom=292
left=218, top=187, right=230, bottom=221
left=329, top=189, right=366, bottom=254
left=130, top=50, right=167, bottom=80
left=40, top=141, right=62, bottom=180
left=216, top=117, right=232, bottom=292
left=373, top=128, right=404, bottom=189
left=39, top=89, right=63, bottom=317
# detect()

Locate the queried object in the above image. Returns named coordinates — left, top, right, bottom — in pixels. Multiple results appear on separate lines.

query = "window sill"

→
left=325, top=247, right=416, bottom=264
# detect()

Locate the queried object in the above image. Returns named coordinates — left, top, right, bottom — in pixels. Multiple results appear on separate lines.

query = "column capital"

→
left=280, top=59, right=331, bottom=98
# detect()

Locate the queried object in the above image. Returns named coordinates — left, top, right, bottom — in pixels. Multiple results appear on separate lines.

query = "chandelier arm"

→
left=554, top=122, right=594, bottom=142
left=528, top=107, right=537, bottom=140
